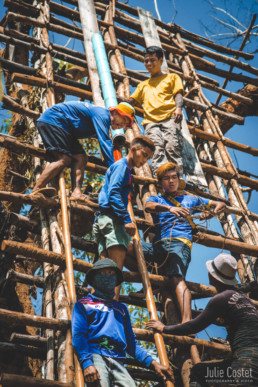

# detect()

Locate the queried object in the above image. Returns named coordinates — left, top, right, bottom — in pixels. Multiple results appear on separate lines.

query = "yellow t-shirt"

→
left=131, top=73, right=184, bottom=126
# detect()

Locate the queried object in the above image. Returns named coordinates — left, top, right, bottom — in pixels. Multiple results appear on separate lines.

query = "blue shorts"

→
left=37, top=121, right=85, bottom=159
left=141, top=239, right=191, bottom=278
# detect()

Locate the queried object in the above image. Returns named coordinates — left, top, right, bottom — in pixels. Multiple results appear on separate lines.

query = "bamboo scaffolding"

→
left=3, top=240, right=258, bottom=290
left=2, top=34, right=254, bottom=104
left=11, top=0, right=252, bottom=61
left=215, top=14, right=257, bottom=105
left=0, top=373, right=73, bottom=387
left=174, top=32, right=258, bottom=283
left=0, top=309, right=230, bottom=355
left=47, top=1, right=258, bottom=78
left=7, top=269, right=45, bottom=287
left=1, top=1, right=258, bottom=385
left=8, top=71, right=246, bottom=125
left=5, top=10, right=258, bottom=87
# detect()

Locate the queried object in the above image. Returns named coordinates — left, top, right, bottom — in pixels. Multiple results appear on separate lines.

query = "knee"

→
left=73, top=153, right=88, bottom=167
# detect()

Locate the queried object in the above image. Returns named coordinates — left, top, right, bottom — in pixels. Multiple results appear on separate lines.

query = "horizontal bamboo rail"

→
left=3, top=241, right=258, bottom=295
left=2, top=29, right=254, bottom=104
left=6, top=0, right=252, bottom=62
left=4, top=11, right=258, bottom=87
left=200, top=163, right=258, bottom=190
left=2, top=95, right=40, bottom=119
left=188, top=125, right=258, bottom=156
left=0, top=341, right=45, bottom=359
left=0, top=373, right=73, bottom=387
left=9, top=72, right=245, bottom=125
left=7, top=269, right=45, bottom=287
left=89, top=2, right=258, bottom=76
left=0, top=308, right=230, bottom=355
left=10, top=333, right=47, bottom=347
left=0, top=134, right=229, bottom=202
left=104, top=0, right=254, bottom=60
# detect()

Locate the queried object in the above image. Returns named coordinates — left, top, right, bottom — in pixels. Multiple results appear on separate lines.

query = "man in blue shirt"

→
left=93, top=136, right=155, bottom=299
left=125, top=162, right=226, bottom=323
left=72, top=258, right=174, bottom=386
left=30, top=101, right=135, bottom=200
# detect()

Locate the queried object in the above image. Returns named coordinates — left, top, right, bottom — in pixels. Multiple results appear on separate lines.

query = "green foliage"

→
left=0, top=109, right=12, bottom=133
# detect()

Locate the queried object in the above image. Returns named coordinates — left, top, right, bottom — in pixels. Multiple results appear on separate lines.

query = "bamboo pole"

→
left=10, top=333, right=47, bottom=348
left=0, top=373, right=73, bottom=387
left=35, top=1, right=83, bottom=384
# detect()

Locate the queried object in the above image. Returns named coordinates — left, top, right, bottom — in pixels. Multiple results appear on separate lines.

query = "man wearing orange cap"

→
left=30, top=101, right=135, bottom=200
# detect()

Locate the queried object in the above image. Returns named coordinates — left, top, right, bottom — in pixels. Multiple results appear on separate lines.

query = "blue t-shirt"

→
left=98, top=157, right=132, bottom=224
left=72, top=294, right=153, bottom=370
left=146, top=194, right=210, bottom=242
left=37, top=101, right=114, bottom=167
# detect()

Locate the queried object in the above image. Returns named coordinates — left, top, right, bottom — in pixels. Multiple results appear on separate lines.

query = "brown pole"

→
left=128, top=205, right=175, bottom=387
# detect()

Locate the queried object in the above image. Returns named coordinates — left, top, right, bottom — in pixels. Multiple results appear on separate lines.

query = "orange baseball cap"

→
left=109, top=102, right=135, bottom=127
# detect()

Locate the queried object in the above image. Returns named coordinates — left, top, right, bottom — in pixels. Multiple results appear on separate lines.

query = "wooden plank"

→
left=137, top=7, right=207, bottom=187
left=137, top=7, right=168, bottom=73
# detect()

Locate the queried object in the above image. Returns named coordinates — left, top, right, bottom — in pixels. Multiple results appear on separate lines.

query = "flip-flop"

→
left=29, top=187, right=57, bottom=198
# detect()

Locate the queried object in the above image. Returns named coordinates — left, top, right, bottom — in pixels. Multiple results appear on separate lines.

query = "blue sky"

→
left=0, top=0, right=258, bottom=342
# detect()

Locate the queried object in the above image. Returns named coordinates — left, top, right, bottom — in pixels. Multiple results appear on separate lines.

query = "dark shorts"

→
left=37, top=121, right=85, bottom=159
left=141, top=238, right=191, bottom=278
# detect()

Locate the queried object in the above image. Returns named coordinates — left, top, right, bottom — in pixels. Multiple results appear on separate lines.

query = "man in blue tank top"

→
left=30, top=101, right=135, bottom=200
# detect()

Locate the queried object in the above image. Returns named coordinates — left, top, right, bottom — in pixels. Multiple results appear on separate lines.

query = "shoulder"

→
left=209, top=290, right=231, bottom=306
left=112, top=300, right=128, bottom=317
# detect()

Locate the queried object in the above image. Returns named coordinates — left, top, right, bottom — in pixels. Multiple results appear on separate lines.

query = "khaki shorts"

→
left=93, top=214, right=131, bottom=255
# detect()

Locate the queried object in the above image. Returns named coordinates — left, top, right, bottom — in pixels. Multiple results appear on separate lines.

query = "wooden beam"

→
left=10, top=72, right=245, bottom=126
left=3, top=239, right=258, bottom=285
left=0, top=373, right=72, bottom=387
left=188, top=125, right=258, bottom=156
left=0, top=309, right=230, bottom=355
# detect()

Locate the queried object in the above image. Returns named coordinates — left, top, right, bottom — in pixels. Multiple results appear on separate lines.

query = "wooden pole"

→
left=0, top=373, right=72, bottom=387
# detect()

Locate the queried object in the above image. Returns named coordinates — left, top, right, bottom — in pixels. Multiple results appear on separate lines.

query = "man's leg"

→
left=70, top=153, right=88, bottom=199
left=32, top=151, right=71, bottom=193
left=144, top=123, right=167, bottom=177
left=107, top=245, right=127, bottom=300
left=91, top=354, right=111, bottom=387
left=124, top=241, right=139, bottom=272
left=110, top=358, right=136, bottom=387
left=171, top=275, right=192, bottom=323
left=162, top=117, right=184, bottom=177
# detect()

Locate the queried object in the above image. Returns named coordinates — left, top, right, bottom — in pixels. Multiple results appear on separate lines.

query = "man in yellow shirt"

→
left=129, top=46, right=184, bottom=177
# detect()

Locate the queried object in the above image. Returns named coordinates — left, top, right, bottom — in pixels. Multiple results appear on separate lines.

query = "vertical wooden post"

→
left=37, top=1, right=84, bottom=385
